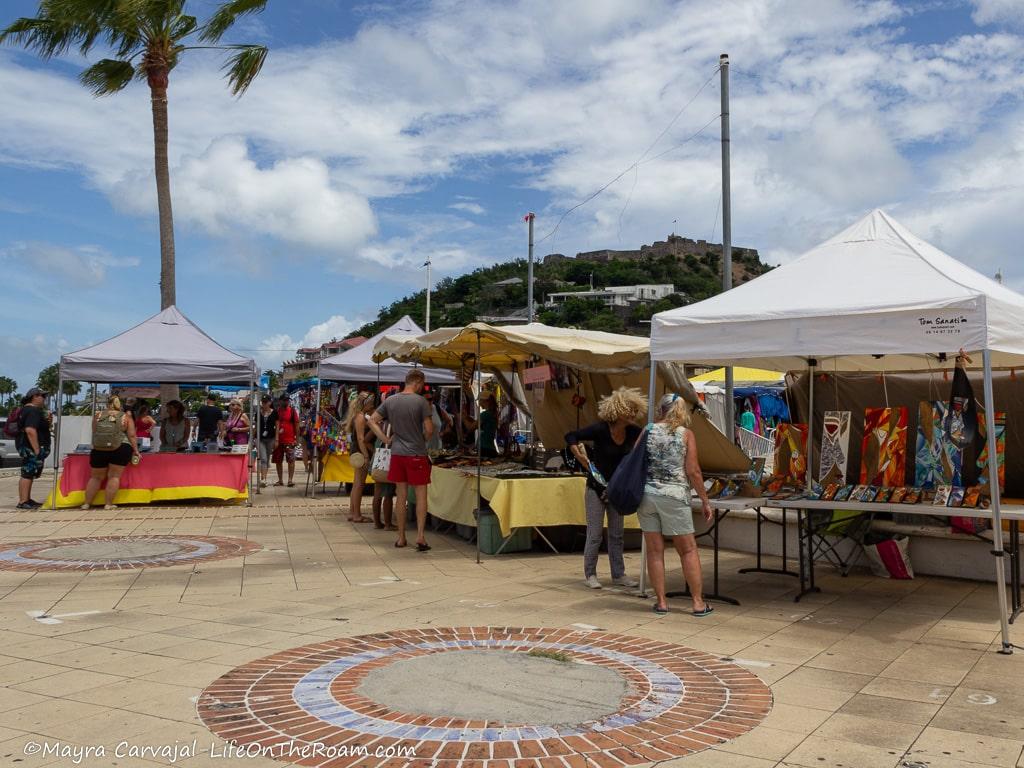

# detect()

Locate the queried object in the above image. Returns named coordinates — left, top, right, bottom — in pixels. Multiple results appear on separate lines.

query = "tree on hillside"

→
left=2, top=0, right=269, bottom=314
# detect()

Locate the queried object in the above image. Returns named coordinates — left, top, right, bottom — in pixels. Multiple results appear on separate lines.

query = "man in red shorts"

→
left=273, top=394, right=300, bottom=487
left=369, top=369, right=434, bottom=550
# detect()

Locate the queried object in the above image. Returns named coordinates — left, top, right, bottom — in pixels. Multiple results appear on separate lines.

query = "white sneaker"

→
left=584, top=575, right=603, bottom=589
left=612, top=575, right=639, bottom=587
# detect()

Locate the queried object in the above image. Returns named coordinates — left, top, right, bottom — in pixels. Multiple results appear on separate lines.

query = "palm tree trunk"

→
left=150, top=69, right=179, bottom=404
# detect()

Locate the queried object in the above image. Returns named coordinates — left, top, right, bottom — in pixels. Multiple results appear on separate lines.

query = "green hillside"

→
left=352, top=246, right=771, bottom=338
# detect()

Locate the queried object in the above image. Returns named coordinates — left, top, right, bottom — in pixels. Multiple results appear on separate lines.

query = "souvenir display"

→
left=889, top=487, right=908, bottom=504
left=861, top=407, right=908, bottom=487
left=806, top=483, right=823, bottom=501
left=820, top=484, right=840, bottom=502
left=719, top=481, right=740, bottom=498
left=945, top=363, right=978, bottom=449
left=976, top=408, right=1006, bottom=493
left=915, top=401, right=962, bottom=489
left=873, top=487, right=893, bottom=503
left=774, top=423, right=809, bottom=486
left=902, top=487, right=922, bottom=504
left=833, top=485, right=854, bottom=502
left=705, top=478, right=724, bottom=497
left=962, top=485, right=982, bottom=508
left=819, top=411, right=851, bottom=486
left=748, top=457, right=767, bottom=487
left=932, top=485, right=951, bottom=506
left=947, top=486, right=965, bottom=507
left=764, top=477, right=785, bottom=496
left=850, top=484, right=870, bottom=502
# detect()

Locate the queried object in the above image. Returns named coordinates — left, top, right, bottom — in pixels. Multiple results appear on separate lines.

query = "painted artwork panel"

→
left=977, top=409, right=1006, bottom=493
left=915, top=401, right=962, bottom=489
left=774, top=423, right=808, bottom=486
left=860, top=407, right=908, bottom=487
left=819, top=411, right=851, bottom=486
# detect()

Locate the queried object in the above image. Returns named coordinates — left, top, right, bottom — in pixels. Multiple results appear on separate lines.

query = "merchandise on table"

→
left=932, top=485, right=951, bottom=506
left=947, top=486, right=965, bottom=507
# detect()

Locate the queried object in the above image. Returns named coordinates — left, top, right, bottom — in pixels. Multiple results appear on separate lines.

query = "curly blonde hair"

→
left=597, top=387, right=648, bottom=424
left=658, top=393, right=692, bottom=431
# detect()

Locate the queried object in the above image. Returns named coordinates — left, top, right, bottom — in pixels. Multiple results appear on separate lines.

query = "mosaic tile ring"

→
left=199, top=626, right=772, bottom=768
left=0, top=535, right=260, bottom=571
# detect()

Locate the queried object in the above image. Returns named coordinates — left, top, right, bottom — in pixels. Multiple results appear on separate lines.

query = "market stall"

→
left=374, top=322, right=751, bottom=557
left=651, top=209, right=1024, bottom=654
left=48, top=306, right=259, bottom=509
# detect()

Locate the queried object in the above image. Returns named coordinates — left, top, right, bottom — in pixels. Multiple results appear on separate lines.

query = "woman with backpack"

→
left=82, top=396, right=139, bottom=510
left=641, top=393, right=714, bottom=617
left=565, top=387, right=647, bottom=590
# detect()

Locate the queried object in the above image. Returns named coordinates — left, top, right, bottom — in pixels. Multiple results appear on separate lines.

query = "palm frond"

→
left=199, top=0, right=267, bottom=44
left=222, top=44, right=267, bottom=95
left=1, top=1, right=134, bottom=59
left=79, top=58, right=136, bottom=96
left=170, top=14, right=198, bottom=40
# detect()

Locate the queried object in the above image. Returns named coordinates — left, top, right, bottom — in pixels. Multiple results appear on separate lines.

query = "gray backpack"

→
left=92, top=411, right=125, bottom=450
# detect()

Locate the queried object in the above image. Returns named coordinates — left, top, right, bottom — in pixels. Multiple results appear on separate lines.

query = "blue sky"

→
left=1, top=0, right=1023, bottom=392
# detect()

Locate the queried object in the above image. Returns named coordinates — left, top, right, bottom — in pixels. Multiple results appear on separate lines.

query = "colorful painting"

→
left=933, top=485, right=951, bottom=506
left=819, top=411, right=852, bottom=486
left=834, top=485, right=854, bottom=502
left=947, top=487, right=965, bottom=507
left=774, top=423, right=808, bottom=486
left=903, top=488, right=921, bottom=504
left=962, top=486, right=982, bottom=508
left=861, top=407, right=908, bottom=487
left=915, top=401, right=962, bottom=490
left=890, top=487, right=908, bottom=504
left=976, top=409, right=1006, bottom=493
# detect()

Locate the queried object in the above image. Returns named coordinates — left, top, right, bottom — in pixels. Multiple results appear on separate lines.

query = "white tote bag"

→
left=370, top=427, right=392, bottom=483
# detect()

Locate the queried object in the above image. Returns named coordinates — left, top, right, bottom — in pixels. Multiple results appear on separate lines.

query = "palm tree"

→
left=0, top=376, right=16, bottom=409
left=1, top=0, right=268, bottom=311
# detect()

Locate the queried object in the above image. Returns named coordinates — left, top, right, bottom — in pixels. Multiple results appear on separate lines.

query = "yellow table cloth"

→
left=428, top=466, right=640, bottom=537
left=322, top=452, right=374, bottom=485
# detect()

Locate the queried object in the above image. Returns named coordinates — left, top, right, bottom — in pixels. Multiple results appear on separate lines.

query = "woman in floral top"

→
left=640, top=393, right=713, bottom=616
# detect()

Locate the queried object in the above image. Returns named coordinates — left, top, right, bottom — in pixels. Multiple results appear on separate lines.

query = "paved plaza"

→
left=0, top=469, right=1021, bottom=768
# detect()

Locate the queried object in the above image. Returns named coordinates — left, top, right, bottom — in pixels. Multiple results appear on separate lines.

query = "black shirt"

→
left=564, top=421, right=643, bottom=482
left=196, top=404, right=223, bottom=438
left=258, top=409, right=278, bottom=440
left=16, top=405, right=51, bottom=451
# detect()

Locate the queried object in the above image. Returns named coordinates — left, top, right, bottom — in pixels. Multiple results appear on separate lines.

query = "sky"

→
left=1, top=0, right=1023, bottom=392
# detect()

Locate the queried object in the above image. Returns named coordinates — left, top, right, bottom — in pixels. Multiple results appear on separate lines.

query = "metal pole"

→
left=526, top=213, right=535, bottom=322
left=983, top=349, right=1013, bottom=653
left=90, top=384, right=97, bottom=415
left=311, top=376, right=322, bottom=498
left=638, top=361, right=658, bottom=597
left=247, top=371, right=255, bottom=506
left=476, top=330, right=483, bottom=565
left=807, top=360, right=815, bottom=492
left=425, top=260, right=432, bottom=333
left=720, top=53, right=735, bottom=439
left=50, top=370, right=64, bottom=510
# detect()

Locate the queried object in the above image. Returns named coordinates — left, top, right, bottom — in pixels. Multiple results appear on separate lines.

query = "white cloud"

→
left=254, top=315, right=363, bottom=370
left=0, top=242, right=138, bottom=287
left=449, top=202, right=486, bottom=215
left=971, top=0, right=1024, bottom=28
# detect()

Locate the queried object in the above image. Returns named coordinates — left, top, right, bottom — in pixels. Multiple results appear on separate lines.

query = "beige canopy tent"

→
left=373, top=322, right=750, bottom=474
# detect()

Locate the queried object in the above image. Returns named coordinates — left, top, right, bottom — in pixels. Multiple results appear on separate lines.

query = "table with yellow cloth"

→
left=428, top=465, right=640, bottom=537
left=322, top=452, right=374, bottom=485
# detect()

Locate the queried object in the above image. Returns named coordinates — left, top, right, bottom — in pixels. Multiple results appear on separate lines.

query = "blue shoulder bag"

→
left=606, top=425, right=650, bottom=515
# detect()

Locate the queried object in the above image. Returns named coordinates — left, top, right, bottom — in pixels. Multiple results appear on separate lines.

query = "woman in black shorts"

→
left=82, top=396, right=139, bottom=510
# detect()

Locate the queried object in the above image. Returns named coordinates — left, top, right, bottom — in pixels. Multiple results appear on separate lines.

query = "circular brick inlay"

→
left=0, top=535, right=260, bottom=571
left=198, top=626, right=772, bottom=768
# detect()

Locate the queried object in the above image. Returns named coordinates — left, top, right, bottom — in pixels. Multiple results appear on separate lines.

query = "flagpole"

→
left=424, top=259, right=432, bottom=333
left=525, top=213, right=535, bottom=322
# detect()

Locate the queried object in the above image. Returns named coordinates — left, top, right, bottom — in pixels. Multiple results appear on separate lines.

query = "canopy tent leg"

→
left=90, top=384, right=97, bottom=415
left=983, top=350, right=1014, bottom=654
left=311, top=376, right=322, bottom=499
left=476, top=330, right=483, bottom=566
left=247, top=372, right=255, bottom=506
left=638, top=362, right=658, bottom=598
left=807, top=359, right=816, bottom=493
left=49, top=371, right=65, bottom=510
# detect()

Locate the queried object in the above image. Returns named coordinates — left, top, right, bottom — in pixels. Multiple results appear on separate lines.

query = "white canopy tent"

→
left=317, top=316, right=457, bottom=384
left=54, top=306, right=260, bottom=507
left=651, top=210, right=1024, bottom=654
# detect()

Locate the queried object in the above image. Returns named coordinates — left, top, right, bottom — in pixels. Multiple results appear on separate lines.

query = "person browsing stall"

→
left=274, top=394, right=300, bottom=487
left=14, top=388, right=51, bottom=509
left=221, top=399, right=250, bottom=445
left=345, top=391, right=377, bottom=523
left=565, top=387, right=646, bottom=590
left=369, top=370, right=434, bottom=551
left=196, top=394, right=223, bottom=442
left=82, top=396, right=138, bottom=511
left=462, top=390, right=499, bottom=458
left=256, top=395, right=277, bottom=489
left=641, top=393, right=714, bottom=617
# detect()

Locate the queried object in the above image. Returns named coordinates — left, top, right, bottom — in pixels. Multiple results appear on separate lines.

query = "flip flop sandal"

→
left=692, top=606, right=715, bottom=617
left=350, top=517, right=371, bottom=523
left=652, top=604, right=669, bottom=615
left=416, top=543, right=431, bottom=552
left=287, top=482, right=295, bottom=487
left=394, top=541, right=407, bottom=548
left=273, top=482, right=284, bottom=487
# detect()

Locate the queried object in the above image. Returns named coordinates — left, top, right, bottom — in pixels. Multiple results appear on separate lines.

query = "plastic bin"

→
left=477, top=510, right=532, bottom=555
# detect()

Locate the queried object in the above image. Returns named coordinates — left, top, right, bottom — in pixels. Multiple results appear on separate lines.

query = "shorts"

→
left=273, top=442, right=296, bottom=463
left=375, top=482, right=396, bottom=498
left=637, top=492, right=694, bottom=537
left=258, top=438, right=275, bottom=466
left=90, top=444, right=133, bottom=469
left=387, top=454, right=432, bottom=486
left=19, top=446, right=50, bottom=480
